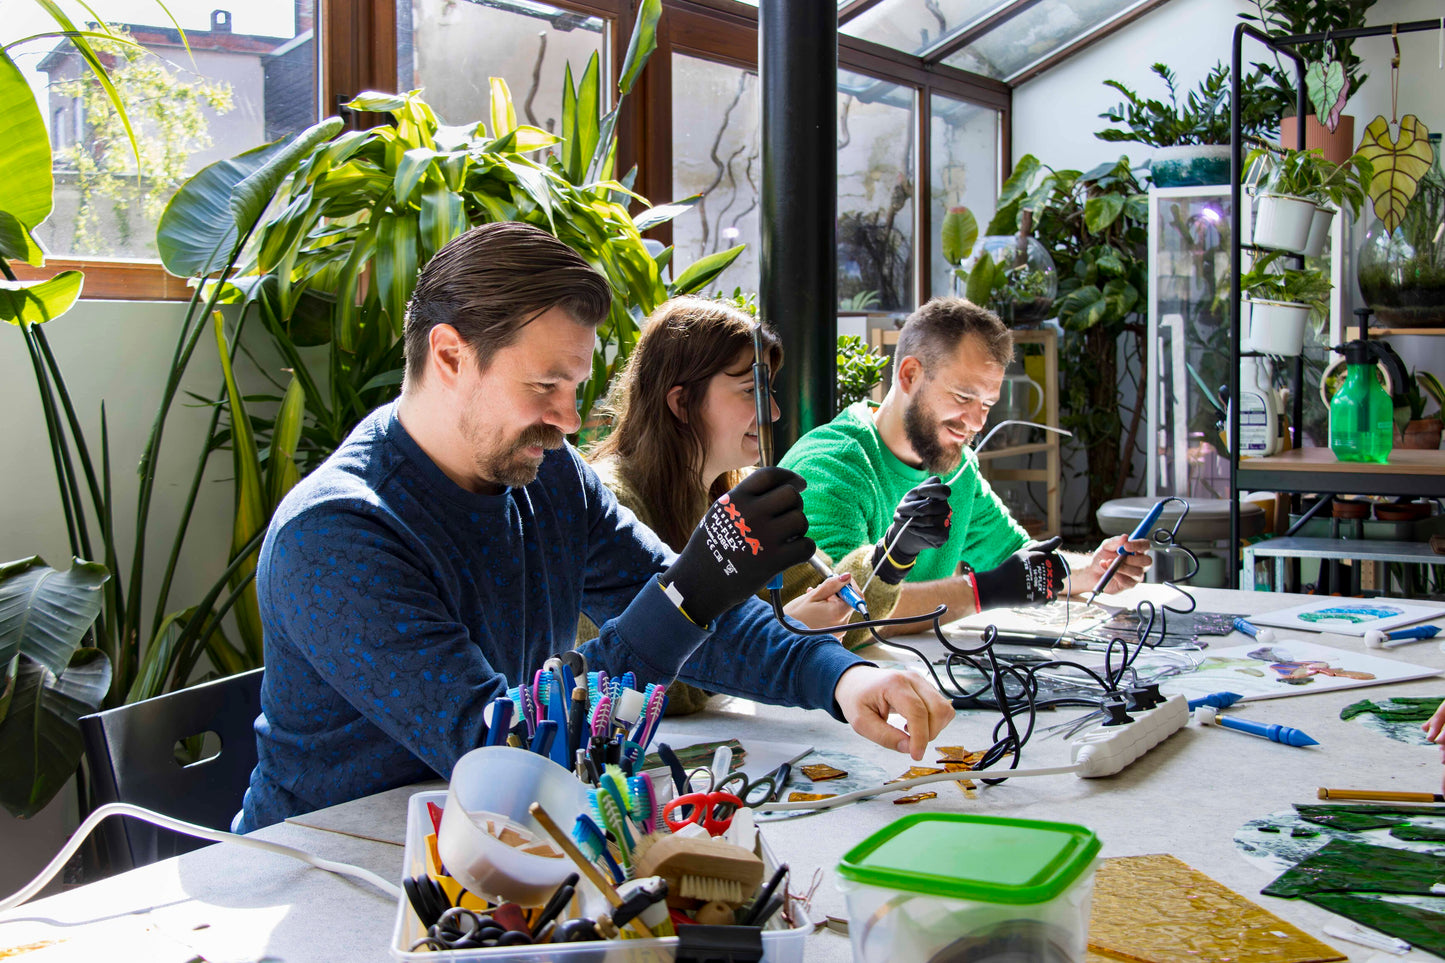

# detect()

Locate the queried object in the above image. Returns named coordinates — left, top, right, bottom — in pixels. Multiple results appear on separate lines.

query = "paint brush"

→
left=1317, top=787, right=1445, bottom=803
left=528, top=802, right=654, bottom=939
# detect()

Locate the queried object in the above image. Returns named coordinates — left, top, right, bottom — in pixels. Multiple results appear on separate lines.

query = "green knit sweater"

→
left=780, top=401, right=1029, bottom=583
left=577, top=456, right=899, bottom=651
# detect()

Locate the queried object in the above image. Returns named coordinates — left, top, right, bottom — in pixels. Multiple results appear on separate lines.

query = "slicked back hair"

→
left=402, top=221, right=612, bottom=387
left=894, top=296, right=1014, bottom=379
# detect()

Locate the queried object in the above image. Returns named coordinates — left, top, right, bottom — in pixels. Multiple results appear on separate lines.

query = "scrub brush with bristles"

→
left=634, top=834, right=763, bottom=908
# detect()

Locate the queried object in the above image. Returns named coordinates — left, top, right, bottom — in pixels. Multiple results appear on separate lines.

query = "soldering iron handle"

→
left=1125, top=499, right=1169, bottom=547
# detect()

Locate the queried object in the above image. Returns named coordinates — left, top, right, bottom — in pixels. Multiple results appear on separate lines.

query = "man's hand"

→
left=1425, top=699, right=1445, bottom=794
left=871, top=476, right=952, bottom=585
left=1067, top=535, right=1152, bottom=596
left=972, top=536, right=1065, bottom=610
left=834, top=665, right=953, bottom=761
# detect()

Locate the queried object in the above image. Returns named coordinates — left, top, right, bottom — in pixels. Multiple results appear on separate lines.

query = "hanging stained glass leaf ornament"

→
left=1356, top=114, right=1434, bottom=232
left=1305, top=60, right=1348, bottom=132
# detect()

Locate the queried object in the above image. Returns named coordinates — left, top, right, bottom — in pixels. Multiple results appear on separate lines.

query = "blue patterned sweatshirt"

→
left=237, top=403, right=864, bottom=831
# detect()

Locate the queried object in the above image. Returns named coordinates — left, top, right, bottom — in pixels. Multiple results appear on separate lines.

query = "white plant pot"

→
left=1245, top=298, right=1310, bottom=356
left=1253, top=193, right=1316, bottom=254
left=1301, top=205, right=1335, bottom=258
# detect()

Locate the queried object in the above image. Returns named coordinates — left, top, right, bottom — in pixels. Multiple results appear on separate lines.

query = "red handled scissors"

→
left=662, top=790, right=745, bottom=835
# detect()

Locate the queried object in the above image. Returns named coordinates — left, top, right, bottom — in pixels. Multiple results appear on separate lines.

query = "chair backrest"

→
left=80, top=667, right=264, bottom=873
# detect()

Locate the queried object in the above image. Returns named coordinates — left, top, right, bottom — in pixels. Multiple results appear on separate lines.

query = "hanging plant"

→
left=1355, top=114, right=1434, bottom=232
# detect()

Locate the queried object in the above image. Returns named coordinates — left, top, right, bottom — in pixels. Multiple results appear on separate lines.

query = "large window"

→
left=929, top=94, right=1001, bottom=298
left=670, top=53, right=761, bottom=295
left=837, top=72, right=915, bottom=313
left=398, top=0, right=605, bottom=132
left=8, top=0, right=316, bottom=263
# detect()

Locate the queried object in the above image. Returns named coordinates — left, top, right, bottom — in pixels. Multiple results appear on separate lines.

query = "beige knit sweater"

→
left=576, top=457, right=900, bottom=652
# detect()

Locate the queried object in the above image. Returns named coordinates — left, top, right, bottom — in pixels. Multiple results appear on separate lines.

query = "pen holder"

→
left=437, top=746, right=591, bottom=905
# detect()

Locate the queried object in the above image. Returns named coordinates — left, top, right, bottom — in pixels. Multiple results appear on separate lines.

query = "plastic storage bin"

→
left=836, top=813, right=1100, bottom=963
left=391, top=791, right=809, bottom=963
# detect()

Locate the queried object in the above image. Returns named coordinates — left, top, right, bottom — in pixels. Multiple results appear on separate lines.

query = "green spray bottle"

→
left=1329, top=337, right=1406, bottom=463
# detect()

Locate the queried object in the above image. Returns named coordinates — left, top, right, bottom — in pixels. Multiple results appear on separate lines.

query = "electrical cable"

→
left=0, top=802, right=402, bottom=913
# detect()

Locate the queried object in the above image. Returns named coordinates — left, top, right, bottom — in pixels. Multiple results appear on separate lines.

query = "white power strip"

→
left=1070, top=694, right=1190, bottom=778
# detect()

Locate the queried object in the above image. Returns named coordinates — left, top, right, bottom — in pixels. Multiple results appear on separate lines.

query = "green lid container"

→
left=837, top=813, right=1100, bottom=905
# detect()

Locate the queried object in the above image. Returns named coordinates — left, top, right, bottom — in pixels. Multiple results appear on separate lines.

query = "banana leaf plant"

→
left=174, top=0, right=739, bottom=487
left=0, top=557, right=111, bottom=819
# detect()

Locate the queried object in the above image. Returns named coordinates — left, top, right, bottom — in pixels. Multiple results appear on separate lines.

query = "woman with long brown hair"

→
left=577, top=296, right=901, bottom=712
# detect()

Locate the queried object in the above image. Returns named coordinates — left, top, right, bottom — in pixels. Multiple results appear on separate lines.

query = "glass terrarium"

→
left=953, top=234, right=1058, bottom=324
left=1357, top=133, right=1445, bottom=328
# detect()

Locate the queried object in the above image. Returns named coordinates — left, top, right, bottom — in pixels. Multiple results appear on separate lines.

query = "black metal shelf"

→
left=1225, top=18, right=1445, bottom=587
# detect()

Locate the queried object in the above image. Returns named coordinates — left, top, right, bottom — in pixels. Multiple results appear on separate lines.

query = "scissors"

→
left=716, top=761, right=792, bottom=808
left=662, top=789, right=746, bottom=835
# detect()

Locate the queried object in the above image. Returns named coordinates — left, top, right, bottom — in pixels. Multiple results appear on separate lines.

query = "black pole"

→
left=760, top=0, right=836, bottom=450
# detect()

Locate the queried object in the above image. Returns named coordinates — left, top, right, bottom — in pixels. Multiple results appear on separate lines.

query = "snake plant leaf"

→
left=0, top=52, right=52, bottom=259
left=1305, top=61, right=1347, bottom=132
left=1355, top=114, right=1434, bottom=233
left=940, top=207, right=979, bottom=265
left=669, top=244, right=745, bottom=295
left=618, top=0, right=661, bottom=97
left=0, top=647, right=112, bottom=818
left=0, top=272, right=84, bottom=328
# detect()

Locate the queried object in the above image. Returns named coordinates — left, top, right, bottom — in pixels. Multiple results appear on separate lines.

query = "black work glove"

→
left=870, top=476, right=952, bottom=585
left=660, top=467, right=816, bottom=626
left=971, top=536, right=1065, bottom=609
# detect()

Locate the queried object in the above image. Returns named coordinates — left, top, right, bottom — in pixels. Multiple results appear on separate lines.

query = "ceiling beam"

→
left=919, top=0, right=1044, bottom=66
left=838, top=0, right=887, bottom=27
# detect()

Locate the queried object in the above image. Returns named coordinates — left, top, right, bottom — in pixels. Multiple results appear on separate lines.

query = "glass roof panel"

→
left=940, top=0, right=1142, bottom=80
left=839, top=0, right=1007, bottom=57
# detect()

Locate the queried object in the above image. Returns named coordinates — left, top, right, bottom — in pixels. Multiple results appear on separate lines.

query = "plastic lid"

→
left=836, top=814, right=1100, bottom=904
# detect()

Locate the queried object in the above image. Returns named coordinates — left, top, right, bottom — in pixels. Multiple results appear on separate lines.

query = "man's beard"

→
left=902, top=393, right=968, bottom=477
left=471, top=420, right=567, bottom=489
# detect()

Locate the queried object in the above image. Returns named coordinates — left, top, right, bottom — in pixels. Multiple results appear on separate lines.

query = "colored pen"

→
left=1196, top=706, right=1317, bottom=746
left=807, top=553, right=869, bottom=616
left=1317, top=787, right=1445, bottom=803
left=1187, top=691, right=1244, bottom=711
left=1088, top=499, right=1166, bottom=604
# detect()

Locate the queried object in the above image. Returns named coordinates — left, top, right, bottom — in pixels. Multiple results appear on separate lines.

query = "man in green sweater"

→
left=781, top=297, right=1150, bottom=626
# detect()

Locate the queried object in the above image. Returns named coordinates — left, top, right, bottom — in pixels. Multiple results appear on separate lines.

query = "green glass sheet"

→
left=1304, top=894, right=1445, bottom=957
left=1295, top=803, right=1445, bottom=818
left=1297, top=812, right=1404, bottom=831
left=1340, top=696, right=1445, bottom=723
left=1390, top=824, right=1445, bottom=842
left=1262, top=839, right=1445, bottom=898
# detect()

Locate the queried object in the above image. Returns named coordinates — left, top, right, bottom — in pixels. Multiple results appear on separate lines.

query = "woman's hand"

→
left=783, top=574, right=858, bottom=637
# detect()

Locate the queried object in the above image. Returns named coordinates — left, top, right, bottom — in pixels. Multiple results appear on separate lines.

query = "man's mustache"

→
left=516, top=424, right=566, bottom=450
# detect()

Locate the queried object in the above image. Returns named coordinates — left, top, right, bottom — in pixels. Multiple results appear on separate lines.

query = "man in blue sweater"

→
left=238, top=222, right=952, bottom=830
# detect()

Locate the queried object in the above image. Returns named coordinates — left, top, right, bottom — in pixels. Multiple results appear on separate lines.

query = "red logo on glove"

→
left=718, top=494, right=763, bottom=556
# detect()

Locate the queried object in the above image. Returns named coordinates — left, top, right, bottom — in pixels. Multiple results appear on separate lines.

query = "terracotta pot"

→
left=1374, top=500, right=1431, bottom=522
left=1398, top=416, right=1443, bottom=449
left=1279, top=114, right=1356, bottom=166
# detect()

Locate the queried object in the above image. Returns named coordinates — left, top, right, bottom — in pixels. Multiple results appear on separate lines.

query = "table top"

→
left=3, top=585, right=1443, bottom=962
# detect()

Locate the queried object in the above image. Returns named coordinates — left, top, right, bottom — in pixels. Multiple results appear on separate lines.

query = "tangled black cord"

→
left=768, top=498, right=1202, bottom=787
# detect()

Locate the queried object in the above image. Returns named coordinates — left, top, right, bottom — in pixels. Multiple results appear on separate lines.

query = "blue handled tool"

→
left=806, top=554, right=869, bottom=616
left=1197, top=705, right=1317, bottom=747
left=530, top=719, right=559, bottom=757
left=483, top=697, right=513, bottom=747
left=1187, top=691, right=1244, bottom=711
left=1087, top=498, right=1167, bottom=604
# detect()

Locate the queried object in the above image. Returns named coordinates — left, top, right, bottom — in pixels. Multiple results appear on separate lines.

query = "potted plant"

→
left=1240, top=0, right=1378, bottom=164
left=1240, top=251, right=1332, bottom=356
left=1096, top=62, right=1281, bottom=187
left=943, top=206, right=1057, bottom=323
left=1246, top=146, right=1372, bottom=255
left=1397, top=369, right=1445, bottom=449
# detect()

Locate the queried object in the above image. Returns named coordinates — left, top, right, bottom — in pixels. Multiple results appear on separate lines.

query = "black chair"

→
left=80, top=667, right=264, bottom=873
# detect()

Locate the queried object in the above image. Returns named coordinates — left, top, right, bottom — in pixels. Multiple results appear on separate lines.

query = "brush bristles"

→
left=679, top=875, right=744, bottom=903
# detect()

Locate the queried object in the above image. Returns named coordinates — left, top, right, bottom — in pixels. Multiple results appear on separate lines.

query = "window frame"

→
left=29, top=0, right=1008, bottom=304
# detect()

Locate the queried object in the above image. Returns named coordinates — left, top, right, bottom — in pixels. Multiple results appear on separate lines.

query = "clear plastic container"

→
left=392, top=791, right=809, bottom=963
left=836, top=813, right=1100, bottom=963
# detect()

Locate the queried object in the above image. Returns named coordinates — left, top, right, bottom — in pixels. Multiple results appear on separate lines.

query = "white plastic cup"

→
left=436, top=746, right=590, bottom=905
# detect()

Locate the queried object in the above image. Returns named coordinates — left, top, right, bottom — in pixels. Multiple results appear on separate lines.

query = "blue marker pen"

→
left=1197, top=706, right=1317, bottom=747
left=1087, top=498, right=1167, bottom=604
